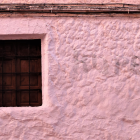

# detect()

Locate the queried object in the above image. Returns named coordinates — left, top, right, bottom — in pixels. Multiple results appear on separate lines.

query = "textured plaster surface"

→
left=0, top=17, right=140, bottom=139
left=0, top=0, right=139, bottom=4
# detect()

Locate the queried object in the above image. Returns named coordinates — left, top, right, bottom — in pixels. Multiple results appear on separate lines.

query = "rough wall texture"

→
left=0, top=17, right=140, bottom=140
left=0, top=0, right=139, bottom=4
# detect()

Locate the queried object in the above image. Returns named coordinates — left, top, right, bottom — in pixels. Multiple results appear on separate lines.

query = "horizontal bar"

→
left=0, top=56, right=41, bottom=58
left=0, top=89, right=41, bottom=91
left=0, top=3, right=140, bottom=15
left=0, top=72, right=41, bottom=74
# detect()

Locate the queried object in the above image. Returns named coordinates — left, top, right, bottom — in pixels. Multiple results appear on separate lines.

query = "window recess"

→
left=0, top=39, right=42, bottom=107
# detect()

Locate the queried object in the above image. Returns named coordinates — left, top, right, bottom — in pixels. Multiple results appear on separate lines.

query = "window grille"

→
left=0, top=40, right=42, bottom=107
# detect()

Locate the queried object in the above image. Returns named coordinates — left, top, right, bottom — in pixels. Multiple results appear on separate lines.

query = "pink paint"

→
left=0, top=0, right=139, bottom=4
left=0, top=16, right=139, bottom=139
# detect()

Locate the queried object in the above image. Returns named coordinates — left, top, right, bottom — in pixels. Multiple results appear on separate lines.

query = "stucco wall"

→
left=0, top=0, right=139, bottom=4
left=0, top=17, right=140, bottom=139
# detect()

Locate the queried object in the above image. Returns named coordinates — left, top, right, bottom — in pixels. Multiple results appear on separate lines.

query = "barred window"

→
left=0, top=40, right=42, bottom=107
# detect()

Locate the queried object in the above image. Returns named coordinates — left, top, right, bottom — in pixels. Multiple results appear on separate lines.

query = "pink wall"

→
left=0, top=0, right=139, bottom=4
left=0, top=16, right=140, bottom=139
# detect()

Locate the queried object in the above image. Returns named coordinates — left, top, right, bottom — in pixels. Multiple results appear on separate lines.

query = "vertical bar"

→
left=15, top=43, right=17, bottom=106
left=28, top=43, right=30, bottom=106
left=2, top=45, right=3, bottom=107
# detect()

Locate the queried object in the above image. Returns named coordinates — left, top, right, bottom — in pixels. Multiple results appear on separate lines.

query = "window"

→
left=0, top=40, right=42, bottom=107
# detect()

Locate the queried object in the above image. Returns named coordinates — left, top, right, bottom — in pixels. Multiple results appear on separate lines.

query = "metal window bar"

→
left=15, top=44, right=17, bottom=106
left=0, top=72, right=41, bottom=75
left=0, top=56, right=41, bottom=58
left=0, top=89, right=41, bottom=91
left=2, top=45, right=3, bottom=106
left=28, top=44, right=30, bottom=106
